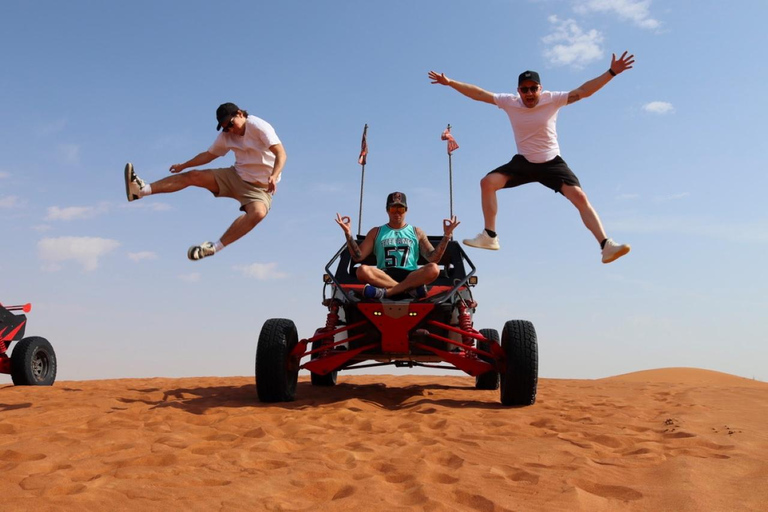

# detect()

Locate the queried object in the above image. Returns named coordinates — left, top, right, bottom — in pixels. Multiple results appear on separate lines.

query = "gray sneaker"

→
left=124, top=163, right=146, bottom=202
left=463, top=231, right=500, bottom=250
left=601, top=238, right=630, bottom=264
left=188, top=242, right=216, bottom=261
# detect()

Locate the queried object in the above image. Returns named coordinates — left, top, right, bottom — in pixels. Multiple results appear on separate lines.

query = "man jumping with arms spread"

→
left=428, top=51, right=634, bottom=264
left=124, top=102, right=286, bottom=261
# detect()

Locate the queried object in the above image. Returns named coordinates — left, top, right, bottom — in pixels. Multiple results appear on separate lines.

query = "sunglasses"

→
left=222, top=118, right=235, bottom=132
left=518, top=85, right=540, bottom=94
left=388, top=205, right=406, bottom=213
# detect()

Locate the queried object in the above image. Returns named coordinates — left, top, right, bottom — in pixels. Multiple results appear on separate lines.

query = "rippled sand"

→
left=1, top=368, right=766, bottom=511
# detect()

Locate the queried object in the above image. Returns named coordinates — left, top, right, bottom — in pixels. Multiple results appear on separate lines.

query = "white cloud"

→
left=45, top=203, right=109, bottom=221
left=574, top=0, right=660, bottom=30
left=38, top=236, right=121, bottom=271
left=128, top=251, right=158, bottom=262
left=32, top=224, right=53, bottom=232
left=653, top=192, right=689, bottom=203
left=543, top=16, right=604, bottom=68
left=233, top=262, right=289, bottom=280
left=56, top=144, right=81, bottom=165
left=121, top=202, right=173, bottom=212
left=0, top=196, right=21, bottom=208
left=643, top=101, right=675, bottom=114
left=178, top=273, right=201, bottom=283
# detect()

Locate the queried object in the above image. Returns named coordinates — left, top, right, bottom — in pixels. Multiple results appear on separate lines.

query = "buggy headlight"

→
left=468, top=276, right=478, bottom=285
left=323, top=273, right=333, bottom=283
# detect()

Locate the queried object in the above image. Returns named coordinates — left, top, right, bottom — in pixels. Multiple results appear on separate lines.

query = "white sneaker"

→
left=124, top=163, right=146, bottom=202
left=463, top=231, right=500, bottom=250
left=188, top=242, right=216, bottom=261
left=601, top=238, right=630, bottom=264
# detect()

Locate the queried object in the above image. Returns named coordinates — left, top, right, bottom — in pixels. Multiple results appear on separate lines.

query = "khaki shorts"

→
left=211, top=167, right=273, bottom=212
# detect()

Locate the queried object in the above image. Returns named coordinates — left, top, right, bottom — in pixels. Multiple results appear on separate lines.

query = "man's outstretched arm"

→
left=428, top=71, right=496, bottom=105
left=567, top=51, right=635, bottom=105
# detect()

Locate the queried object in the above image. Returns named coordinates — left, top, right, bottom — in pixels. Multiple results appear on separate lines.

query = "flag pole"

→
left=447, top=124, right=454, bottom=219
left=357, top=124, right=368, bottom=237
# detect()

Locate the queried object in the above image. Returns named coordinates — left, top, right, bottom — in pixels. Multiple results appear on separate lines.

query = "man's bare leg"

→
left=219, top=201, right=268, bottom=247
left=560, top=184, right=606, bottom=242
left=479, top=173, right=508, bottom=232
left=356, top=266, right=399, bottom=288
left=149, top=170, right=219, bottom=195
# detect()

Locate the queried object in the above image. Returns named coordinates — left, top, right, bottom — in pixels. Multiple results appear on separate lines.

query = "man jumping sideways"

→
left=124, top=102, right=286, bottom=261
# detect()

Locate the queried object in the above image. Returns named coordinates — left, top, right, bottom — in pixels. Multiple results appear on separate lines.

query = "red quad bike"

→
left=0, top=302, right=57, bottom=386
left=255, top=237, right=538, bottom=406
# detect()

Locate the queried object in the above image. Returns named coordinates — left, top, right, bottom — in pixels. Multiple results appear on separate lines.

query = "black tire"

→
left=310, top=333, right=338, bottom=387
left=500, top=320, right=538, bottom=406
left=255, top=319, right=300, bottom=402
left=11, top=336, right=57, bottom=386
left=475, top=328, right=500, bottom=390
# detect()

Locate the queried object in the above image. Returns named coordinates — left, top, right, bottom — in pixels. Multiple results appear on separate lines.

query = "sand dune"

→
left=1, top=368, right=766, bottom=511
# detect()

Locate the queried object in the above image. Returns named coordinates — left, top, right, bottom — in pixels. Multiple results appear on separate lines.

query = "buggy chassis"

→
left=0, top=302, right=57, bottom=386
left=255, top=237, right=538, bottom=406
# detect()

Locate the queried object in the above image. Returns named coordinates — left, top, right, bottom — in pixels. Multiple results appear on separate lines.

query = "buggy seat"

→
left=332, top=236, right=468, bottom=301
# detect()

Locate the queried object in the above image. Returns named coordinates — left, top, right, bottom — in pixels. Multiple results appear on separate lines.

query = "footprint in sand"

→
left=331, top=484, right=356, bottom=500
left=453, top=490, right=498, bottom=511
left=0, top=449, right=46, bottom=462
left=572, top=479, right=643, bottom=501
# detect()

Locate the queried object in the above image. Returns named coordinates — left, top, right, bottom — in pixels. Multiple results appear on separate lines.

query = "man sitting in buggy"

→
left=335, top=191, right=460, bottom=300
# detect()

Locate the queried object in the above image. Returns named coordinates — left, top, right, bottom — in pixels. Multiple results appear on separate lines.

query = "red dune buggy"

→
left=0, top=302, right=57, bottom=386
left=255, top=237, right=538, bottom=406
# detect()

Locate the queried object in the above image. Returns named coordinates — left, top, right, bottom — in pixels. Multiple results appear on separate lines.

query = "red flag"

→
left=358, top=124, right=368, bottom=165
left=441, top=127, right=459, bottom=155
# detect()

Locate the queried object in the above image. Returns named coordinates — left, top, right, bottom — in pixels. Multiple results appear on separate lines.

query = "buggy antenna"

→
left=441, top=124, right=460, bottom=218
left=356, top=124, right=369, bottom=236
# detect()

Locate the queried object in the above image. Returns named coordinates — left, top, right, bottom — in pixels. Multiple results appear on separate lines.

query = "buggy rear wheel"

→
left=475, top=328, right=500, bottom=390
left=256, top=318, right=300, bottom=402
left=11, top=336, right=57, bottom=386
left=310, top=333, right=338, bottom=387
left=500, top=320, right=538, bottom=406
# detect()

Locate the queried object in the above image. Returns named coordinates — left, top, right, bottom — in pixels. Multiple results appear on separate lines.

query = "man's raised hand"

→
left=335, top=213, right=352, bottom=236
left=610, top=51, right=635, bottom=75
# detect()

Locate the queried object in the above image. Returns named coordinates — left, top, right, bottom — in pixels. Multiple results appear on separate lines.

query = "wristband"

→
left=608, top=68, right=617, bottom=77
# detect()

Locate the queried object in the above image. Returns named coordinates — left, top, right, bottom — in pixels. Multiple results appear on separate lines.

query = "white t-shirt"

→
left=494, top=91, right=569, bottom=163
left=208, top=115, right=282, bottom=183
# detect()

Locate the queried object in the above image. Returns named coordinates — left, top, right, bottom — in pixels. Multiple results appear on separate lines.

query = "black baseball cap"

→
left=386, top=191, right=407, bottom=208
left=518, top=70, right=541, bottom=86
left=216, top=102, right=240, bottom=131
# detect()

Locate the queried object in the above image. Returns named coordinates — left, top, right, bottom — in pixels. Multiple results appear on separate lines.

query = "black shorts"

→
left=383, top=267, right=413, bottom=282
left=488, top=154, right=581, bottom=193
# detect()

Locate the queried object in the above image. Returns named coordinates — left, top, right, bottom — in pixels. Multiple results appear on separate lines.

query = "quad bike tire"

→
left=11, top=336, right=57, bottom=386
left=256, top=318, right=300, bottom=402
left=500, top=320, right=538, bottom=406
left=475, top=328, right=500, bottom=390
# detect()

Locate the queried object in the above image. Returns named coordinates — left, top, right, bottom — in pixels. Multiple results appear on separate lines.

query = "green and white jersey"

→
left=374, top=224, right=419, bottom=271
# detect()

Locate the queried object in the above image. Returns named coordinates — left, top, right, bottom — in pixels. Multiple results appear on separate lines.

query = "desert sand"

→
left=1, top=368, right=766, bottom=511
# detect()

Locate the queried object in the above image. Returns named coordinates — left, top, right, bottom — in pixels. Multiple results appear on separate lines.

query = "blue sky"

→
left=2, top=0, right=767, bottom=382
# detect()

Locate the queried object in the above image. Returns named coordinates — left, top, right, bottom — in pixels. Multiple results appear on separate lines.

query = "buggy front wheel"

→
left=499, top=320, right=538, bottom=406
left=256, top=319, right=300, bottom=402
